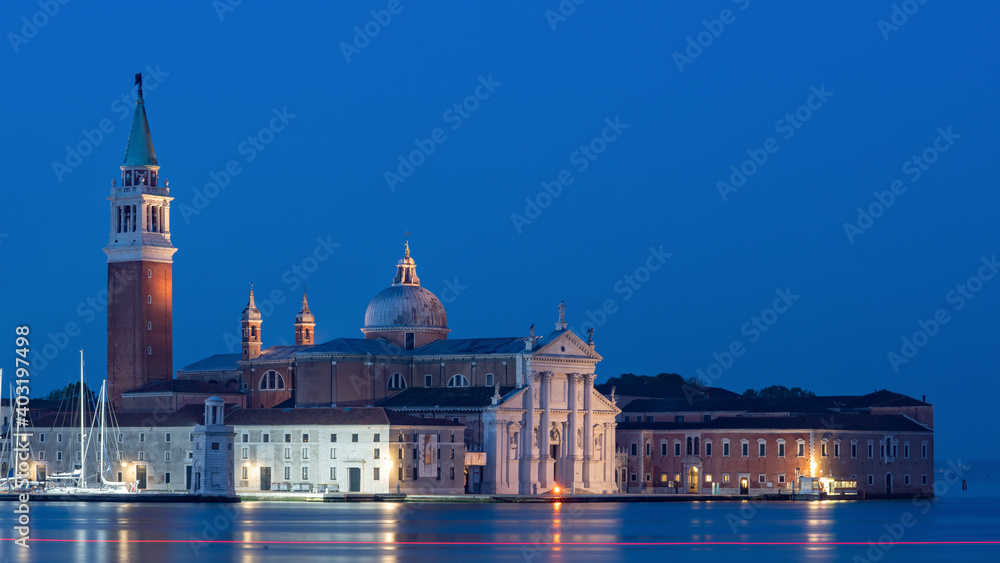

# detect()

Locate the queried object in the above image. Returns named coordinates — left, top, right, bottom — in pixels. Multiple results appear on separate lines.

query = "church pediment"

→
left=532, top=330, right=602, bottom=361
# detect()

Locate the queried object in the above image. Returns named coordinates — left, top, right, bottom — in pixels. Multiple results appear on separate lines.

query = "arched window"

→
left=387, top=373, right=407, bottom=390
left=259, top=370, right=285, bottom=390
left=251, top=326, right=257, bottom=338
left=305, top=328, right=310, bottom=339
left=447, top=374, right=470, bottom=388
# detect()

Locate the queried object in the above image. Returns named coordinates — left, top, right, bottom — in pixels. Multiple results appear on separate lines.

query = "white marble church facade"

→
left=482, top=330, right=620, bottom=495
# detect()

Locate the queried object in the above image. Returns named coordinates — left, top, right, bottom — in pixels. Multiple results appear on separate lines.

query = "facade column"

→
left=483, top=418, right=499, bottom=494
left=604, top=422, right=615, bottom=491
left=521, top=372, right=537, bottom=494
left=538, top=371, right=552, bottom=489
left=582, top=373, right=594, bottom=489
left=559, top=420, right=568, bottom=484
left=567, top=372, right=581, bottom=490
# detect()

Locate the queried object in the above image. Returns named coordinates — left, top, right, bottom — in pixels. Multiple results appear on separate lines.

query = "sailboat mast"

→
left=79, top=349, right=85, bottom=489
left=99, top=381, right=106, bottom=485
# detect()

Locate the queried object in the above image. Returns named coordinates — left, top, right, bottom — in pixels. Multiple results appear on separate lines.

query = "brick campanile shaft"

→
left=104, top=74, right=177, bottom=408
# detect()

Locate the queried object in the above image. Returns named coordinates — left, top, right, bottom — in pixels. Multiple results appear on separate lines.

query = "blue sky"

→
left=1, top=1, right=997, bottom=459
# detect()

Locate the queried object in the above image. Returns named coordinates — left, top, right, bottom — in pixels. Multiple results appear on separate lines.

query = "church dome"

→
left=362, top=242, right=449, bottom=335
left=364, top=285, right=448, bottom=330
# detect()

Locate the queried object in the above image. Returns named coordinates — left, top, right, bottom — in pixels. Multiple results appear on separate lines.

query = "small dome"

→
left=242, top=286, right=261, bottom=321
left=364, top=285, right=448, bottom=330
left=295, top=292, right=315, bottom=324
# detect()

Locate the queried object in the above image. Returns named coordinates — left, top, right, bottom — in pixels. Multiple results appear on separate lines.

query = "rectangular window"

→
left=242, top=447, right=249, bottom=460
left=778, top=474, right=785, bottom=484
left=352, top=434, right=359, bottom=443
left=331, top=467, right=337, bottom=480
left=630, top=474, right=637, bottom=482
left=623, top=415, right=629, bottom=422
left=436, top=467, right=441, bottom=481
left=331, top=448, right=337, bottom=459
left=645, top=443, right=651, bottom=456
left=778, top=443, right=785, bottom=457
left=904, top=474, right=910, bottom=485
left=58, top=433, right=63, bottom=442
left=485, top=373, right=494, bottom=386
left=758, top=474, right=766, bottom=484
left=742, top=442, right=749, bottom=457
left=904, top=444, right=910, bottom=459
left=645, top=416, right=653, bottom=422
left=922, top=474, right=928, bottom=485
left=165, top=472, right=170, bottom=484
left=852, top=443, right=858, bottom=458
left=374, top=448, right=381, bottom=459
left=139, top=451, right=145, bottom=461
left=758, top=443, right=765, bottom=457
left=284, top=448, right=291, bottom=460
left=302, top=467, right=309, bottom=480
left=703, top=414, right=712, bottom=422
left=164, top=452, right=171, bottom=461
left=674, top=443, right=681, bottom=456
left=880, top=444, right=885, bottom=458
left=674, top=415, right=684, bottom=422
left=140, top=433, right=145, bottom=442
left=705, top=442, right=712, bottom=456
left=302, top=434, right=309, bottom=443
left=723, top=442, right=730, bottom=457
left=835, top=443, right=841, bottom=458
left=331, top=434, right=337, bottom=442
left=630, top=443, right=637, bottom=456
left=285, top=434, right=292, bottom=443
left=165, top=433, right=172, bottom=443
left=723, top=474, right=730, bottom=483
left=661, top=443, right=667, bottom=456
left=425, top=374, right=433, bottom=387
left=302, top=448, right=309, bottom=460
left=797, top=442, right=805, bottom=457
left=242, top=466, right=248, bottom=480
left=868, top=474, right=874, bottom=485
left=263, top=434, right=270, bottom=443
left=374, top=467, right=381, bottom=481
left=284, top=467, right=291, bottom=480
left=450, top=466, right=455, bottom=480
left=57, top=452, right=62, bottom=461
left=39, top=434, right=45, bottom=443
left=37, top=451, right=44, bottom=460
left=921, top=444, right=927, bottom=459
left=374, top=433, right=381, bottom=443
left=211, top=443, right=220, bottom=451
left=868, top=443, right=874, bottom=458
left=822, top=443, right=828, bottom=457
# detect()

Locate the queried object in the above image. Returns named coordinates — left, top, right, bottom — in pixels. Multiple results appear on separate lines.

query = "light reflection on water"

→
left=0, top=490, right=998, bottom=563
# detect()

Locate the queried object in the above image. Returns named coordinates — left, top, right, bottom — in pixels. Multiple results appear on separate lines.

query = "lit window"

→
left=723, top=474, right=730, bottom=483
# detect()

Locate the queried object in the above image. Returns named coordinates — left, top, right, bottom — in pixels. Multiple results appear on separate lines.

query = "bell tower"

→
left=241, top=284, right=262, bottom=360
left=294, top=292, right=315, bottom=345
left=105, top=73, right=177, bottom=408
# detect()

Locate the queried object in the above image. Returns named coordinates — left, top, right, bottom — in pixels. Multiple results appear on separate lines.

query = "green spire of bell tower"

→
left=123, top=73, right=157, bottom=166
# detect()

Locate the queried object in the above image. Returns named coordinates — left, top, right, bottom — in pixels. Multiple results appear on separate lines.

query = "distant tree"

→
left=743, top=385, right=815, bottom=399
left=43, top=382, right=98, bottom=406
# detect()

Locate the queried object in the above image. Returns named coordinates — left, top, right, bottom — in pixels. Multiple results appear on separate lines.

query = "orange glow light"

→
left=553, top=485, right=560, bottom=494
